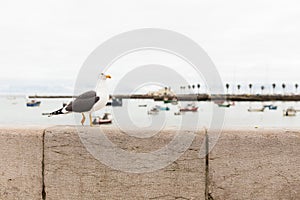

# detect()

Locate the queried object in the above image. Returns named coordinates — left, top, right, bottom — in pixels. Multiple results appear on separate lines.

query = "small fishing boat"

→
left=174, top=111, right=182, bottom=115
left=92, top=113, right=112, bottom=124
left=248, top=107, right=265, bottom=112
left=179, top=103, right=198, bottom=112
left=163, top=97, right=178, bottom=105
left=26, top=100, right=41, bottom=107
left=138, top=104, right=147, bottom=107
left=263, top=104, right=278, bottom=110
left=283, top=107, right=297, bottom=117
left=156, top=105, right=170, bottom=111
left=217, top=101, right=235, bottom=108
left=111, top=98, right=122, bottom=107
left=218, top=103, right=231, bottom=108
left=171, top=101, right=178, bottom=105
left=148, top=107, right=159, bottom=115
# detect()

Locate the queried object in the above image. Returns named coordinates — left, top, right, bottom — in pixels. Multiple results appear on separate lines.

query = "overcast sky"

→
left=1, top=0, right=300, bottom=94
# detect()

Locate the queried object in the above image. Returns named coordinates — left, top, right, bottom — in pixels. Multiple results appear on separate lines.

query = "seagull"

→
left=45, top=73, right=111, bottom=126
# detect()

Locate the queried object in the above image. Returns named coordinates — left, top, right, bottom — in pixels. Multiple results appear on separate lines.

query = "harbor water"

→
left=0, top=96, right=299, bottom=129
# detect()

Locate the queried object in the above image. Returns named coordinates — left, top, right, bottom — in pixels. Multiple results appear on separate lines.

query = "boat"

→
left=217, top=101, right=235, bottom=108
left=171, top=99, right=178, bottom=106
left=174, top=111, right=182, bottom=115
left=263, top=104, right=278, bottom=110
left=163, top=97, right=178, bottom=105
left=111, top=98, right=122, bottom=107
left=138, top=104, right=147, bottom=107
left=248, top=107, right=265, bottom=112
left=283, top=107, right=297, bottom=117
left=92, top=113, right=112, bottom=124
left=161, top=107, right=170, bottom=111
left=179, top=103, right=198, bottom=112
left=26, top=100, right=41, bottom=107
left=155, top=105, right=170, bottom=111
left=148, top=107, right=159, bottom=115
left=163, top=99, right=171, bottom=104
left=218, top=103, right=231, bottom=108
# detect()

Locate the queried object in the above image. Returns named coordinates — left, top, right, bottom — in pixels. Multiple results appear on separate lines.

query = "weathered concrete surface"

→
left=209, top=129, right=300, bottom=200
left=0, top=128, right=43, bottom=200
left=1, top=127, right=299, bottom=200
left=44, top=126, right=206, bottom=200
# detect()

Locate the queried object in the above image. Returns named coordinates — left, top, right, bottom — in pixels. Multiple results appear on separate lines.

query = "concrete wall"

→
left=0, top=128, right=43, bottom=200
left=0, top=127, right=299, bottom=200
left=209, top=129, right=300, bottom=200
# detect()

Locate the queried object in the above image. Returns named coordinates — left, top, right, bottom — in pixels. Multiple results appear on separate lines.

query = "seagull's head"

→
left=100, top=73, right=112, bottom=80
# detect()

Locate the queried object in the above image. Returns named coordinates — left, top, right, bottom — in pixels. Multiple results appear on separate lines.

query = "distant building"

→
left=147, top=87, right=176, bottom=96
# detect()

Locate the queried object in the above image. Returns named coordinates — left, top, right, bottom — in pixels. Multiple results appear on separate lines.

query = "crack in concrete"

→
left=42, top=129, right=46, bottom=200
left=205, top=128, right=214, bottom=200
left=149, top=194, right=190, bottom=199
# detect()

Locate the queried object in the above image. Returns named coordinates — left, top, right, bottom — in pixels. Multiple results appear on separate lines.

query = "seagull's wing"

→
left=65, top=90, right=100, bottom=112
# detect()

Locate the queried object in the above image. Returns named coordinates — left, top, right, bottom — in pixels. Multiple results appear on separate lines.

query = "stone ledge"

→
left=0, top=128, right=44, bottom=200
left=44, top=126, right=206, bottom=200
left=209, top=129, right=300, bottom=200
left=0, top=127, right=299, bottom=200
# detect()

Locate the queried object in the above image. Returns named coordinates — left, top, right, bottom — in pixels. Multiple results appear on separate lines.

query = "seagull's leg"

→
left=89, top=113, right=93, bottom=127
left=81, top=113, right=86, bottom=125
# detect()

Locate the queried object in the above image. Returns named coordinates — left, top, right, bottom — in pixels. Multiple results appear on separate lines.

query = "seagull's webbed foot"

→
left=81, top=113, right=86, bottom=126
left=89, top=113, right=93, bottom=127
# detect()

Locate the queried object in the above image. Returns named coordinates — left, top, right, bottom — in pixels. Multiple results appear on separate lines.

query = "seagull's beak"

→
left=106, top=75, right=111, bottom=79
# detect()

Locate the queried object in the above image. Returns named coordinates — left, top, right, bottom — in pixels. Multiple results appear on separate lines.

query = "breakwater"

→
left=29, top=94, right=300, bottom=102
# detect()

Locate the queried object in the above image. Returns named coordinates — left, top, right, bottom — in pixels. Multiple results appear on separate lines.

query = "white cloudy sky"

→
left=0, top=0, right=300, bottom=94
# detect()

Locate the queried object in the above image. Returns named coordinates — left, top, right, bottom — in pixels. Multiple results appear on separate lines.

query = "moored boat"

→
left=148, top=107, right=160, bottom=115
left=283, top=107, right=297, bottom=116
left=155, top=105, right=170, bottom=111
left=26, top=100, right=41, bottom=107
left=263, top=104, right=278, bottom=110
left=92, top=113, right=112, bottom=124
left=248, top=107, right=265, bottom=112
left=179, top=103, right=198, bottom=112
left=138, top=104, right=147, bottom=107
left=217, top=101, right=235, bottom=108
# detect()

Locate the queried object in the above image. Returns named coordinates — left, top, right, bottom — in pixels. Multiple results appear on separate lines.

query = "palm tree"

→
left=237, top=84, right=241, bottom=94
left=187, top=85, right=191, bottom=94
left=272, top=83, right=276, bottom=94
left=261, top=85, right=265, bottom=94
left=225, top=83, right=230, bottom=94
left=249, top=83, right=253, bottom=94
left=282, top=83, right=286, bottom=94
left=164, top=87, right=168, bottom=95
left=180, top=86, right=184, bottom=94
left=295, top=83, right=298, bottom=94
left=197, top=84, right=200, bottom=94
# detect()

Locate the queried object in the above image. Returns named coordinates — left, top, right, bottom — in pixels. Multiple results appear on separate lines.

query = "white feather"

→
left=92, top=77, right=109, bottom=111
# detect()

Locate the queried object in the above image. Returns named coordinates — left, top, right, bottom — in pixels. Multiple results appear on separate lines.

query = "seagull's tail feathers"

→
left=42, top=107, right=69, bottom=117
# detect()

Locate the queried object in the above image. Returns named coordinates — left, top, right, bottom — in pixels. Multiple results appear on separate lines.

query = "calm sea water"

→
left=0, top=96, right=299, bottom=128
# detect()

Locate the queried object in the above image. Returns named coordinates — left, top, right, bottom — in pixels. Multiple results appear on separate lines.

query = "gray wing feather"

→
left=65, top=90, right=100, bottom=112
left=76, top=90, right=97, bottom=99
